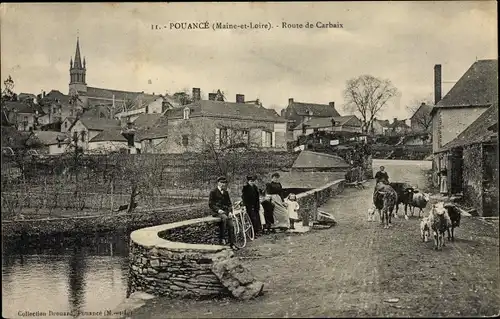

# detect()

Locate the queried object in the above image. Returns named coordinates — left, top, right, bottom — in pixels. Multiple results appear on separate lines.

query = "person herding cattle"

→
left=375, top=166, right=389, bottom=184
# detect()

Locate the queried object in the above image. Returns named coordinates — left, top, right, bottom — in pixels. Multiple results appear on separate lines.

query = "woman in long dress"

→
left=265, top=173, right=290, bottom=230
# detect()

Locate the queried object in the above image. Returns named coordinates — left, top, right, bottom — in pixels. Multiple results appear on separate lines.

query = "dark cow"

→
left=388, top=182, right=415, bottom=220
left=443, top=202, right=461, bottom=241
left=373, top=182, right=398, bottom=229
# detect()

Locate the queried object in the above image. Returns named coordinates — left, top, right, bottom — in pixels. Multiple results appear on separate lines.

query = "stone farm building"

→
left=431, top=60, right=498, bottom=188
left=138, top=93, right=288, bottom=154
left=435, top=103, right=498, bottom=216
left=28, top=131, right=71, bottom=155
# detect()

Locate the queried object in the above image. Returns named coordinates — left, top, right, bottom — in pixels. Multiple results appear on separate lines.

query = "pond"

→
left=2, top=232, right=130, bottom=318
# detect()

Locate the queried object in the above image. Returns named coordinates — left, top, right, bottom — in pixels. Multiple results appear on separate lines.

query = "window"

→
left=182, top=135, right=189, bottom=146
left=313, top=128, right=319, bottom=133
left=81, top=131, right=86, bottom=142
left=73, top=131, right=78, bottom=142
left=241, top=130, right=249, bottom=144
left=262, top=131, right=272, bottom=147
left=64, top=122, right=68, bottom=129
left=220, top=128, right=228, bottom=146
left=183, top=107, right=190, bottom=120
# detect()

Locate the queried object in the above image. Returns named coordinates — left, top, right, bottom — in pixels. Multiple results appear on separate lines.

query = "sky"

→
left=1, top=2, right=497, bottom=121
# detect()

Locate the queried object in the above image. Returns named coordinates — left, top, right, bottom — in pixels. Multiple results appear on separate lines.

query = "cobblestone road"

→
left=130, top=160, right=499, bottom=318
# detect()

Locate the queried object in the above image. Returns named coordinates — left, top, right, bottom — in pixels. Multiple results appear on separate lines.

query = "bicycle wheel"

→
left=243, top=212, right=255, bottom=241
left=233, top=216, right=246, bottom=249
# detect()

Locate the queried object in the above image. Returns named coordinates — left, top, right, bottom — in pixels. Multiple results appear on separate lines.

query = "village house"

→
left=431, top=60, right=498, bottom=189
left=281, top=98, right=341, bottom=140
left=371, top=118, right=390, bottom=135
left=37, top=90, right=78, bottom=126
left=2, top=101, right=44, bottom=131
left=139, top=126, right=169, bottom=154
left=385, top=118, right=411, bottom=136
left=435, top=103, right=498, bottom=216
left=142, top=90, right=287, bottom=154
left=410, top=102, right=433, bottom=132
left=291, top=115, right=362, bottom=140
left=87, top=129, right=131, bottom=154
left=28, top=131, right=71, bottom=155
left=114, top=94, right=180, bottom=124
left=66, top=116, right=122, bottom=152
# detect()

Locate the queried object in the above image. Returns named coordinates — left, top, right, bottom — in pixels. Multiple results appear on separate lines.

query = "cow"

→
left=388, top=182, right=415, bottom=220
left=373, top=182, right=398, bottom=229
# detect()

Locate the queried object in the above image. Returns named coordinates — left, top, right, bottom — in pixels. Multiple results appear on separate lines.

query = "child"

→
left=285, top=193, right=300, bottom=230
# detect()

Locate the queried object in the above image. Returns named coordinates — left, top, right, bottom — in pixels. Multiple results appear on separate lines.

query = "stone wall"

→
left=462, top=144, right=483, bottom=214
left=128, top=217, right=264, bottom=301
left=296, top=179, right=345, bottom=226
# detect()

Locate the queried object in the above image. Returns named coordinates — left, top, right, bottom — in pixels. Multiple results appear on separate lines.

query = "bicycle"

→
left=231, top=201, right=255, bottom=249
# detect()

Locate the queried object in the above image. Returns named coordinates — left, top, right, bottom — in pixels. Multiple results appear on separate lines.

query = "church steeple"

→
left=73, top=37, right=83, bottom=69
left=69, top=36, right=87, bottom=97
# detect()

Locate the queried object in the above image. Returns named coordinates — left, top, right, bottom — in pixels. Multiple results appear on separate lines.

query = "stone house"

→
left=28, top=131, right=70, bottom=155
left=87, top=129, right=130, bottom=154
left=291, top=115, right=362, bottom=140
left=435, top=103, right=498, bottom=216
left=37, top=90, right=77, bottom=126
left=114, top=94, right=180, bottom=124
left=3, top=101, right=43, bottom=131
left=281, top=98, right=340, bottom=140
left=385, top=118, right=411, bottom=136
left=67, top=116, right=122, bottom=151
left=431, top=60, right=498, bottom=188
left=370, top=118, right=390, bottom=135
left=145, top=93, right=287, bottom=154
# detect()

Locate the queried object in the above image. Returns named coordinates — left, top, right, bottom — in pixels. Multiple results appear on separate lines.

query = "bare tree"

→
left=342, top=75, right=399, bottom=134
left=406, top=94, right=434, bottom=132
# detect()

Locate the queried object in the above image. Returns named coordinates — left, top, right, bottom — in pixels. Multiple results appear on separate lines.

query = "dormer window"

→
left=183, top=107, right=190, bottom=120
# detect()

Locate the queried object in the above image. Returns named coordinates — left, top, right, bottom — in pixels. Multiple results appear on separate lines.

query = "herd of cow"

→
left=368, top=180, right=462, bottom=251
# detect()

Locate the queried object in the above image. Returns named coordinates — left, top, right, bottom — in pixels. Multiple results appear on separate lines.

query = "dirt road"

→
left=130, top=160, right=499, bottom=318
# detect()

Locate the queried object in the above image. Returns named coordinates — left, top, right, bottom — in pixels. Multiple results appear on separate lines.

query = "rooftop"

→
left=289, top=100, right=340, bottom=117
left=293, top=115, right=361, bottom=130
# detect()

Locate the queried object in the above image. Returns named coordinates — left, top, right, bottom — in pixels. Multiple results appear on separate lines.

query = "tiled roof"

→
left=41, top=90, right=70, bottom=104
left=3, top=101, right=38, bottom=114
left=293, top=115, right=361, bottom=130
left=75, top=116, right=122, bottom=131
left=132, top=113, right=162, bottom=130
left=167, top=100, right=286, bottom=122
left=86, top=86, right=144, bottom=101
left=440, top=102, right=498, bottom=151
left=435, top=59, right=498, bottom=109
left=139, top=126, right=168, bottom=140
left=292, top=150, right=350, bottom=169
left=410, top=103, right=433, bottom=120
left=290, top=101, right=341, bottom=117
left=31, top=131, right=70, bottom=145
left=18, top=93, right=36, bottom=100
left=374, top=119, right=390, bottom=127
left=89, top=129, right=128, bottom=143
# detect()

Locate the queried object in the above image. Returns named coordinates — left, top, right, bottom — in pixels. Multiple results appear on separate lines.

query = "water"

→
left=2, top=232, right=130, bottom=319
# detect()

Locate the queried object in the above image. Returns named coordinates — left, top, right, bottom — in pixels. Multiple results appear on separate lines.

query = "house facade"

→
left=281, top=98, right=340, bottom=140
left=3, top=101, right=42, bottom=131
left=140, top=94, right=287, bottom=154
left=291, top=115, right=362, bottom=140
left=385, top=118, right=411, bottom=136
left=431, top=60, right=498, bottom=188
left=87, top=129, right=130, bottom=154
left=29, top=131, right=70, bottom=155
left=67, top=116, right=122, bottom=151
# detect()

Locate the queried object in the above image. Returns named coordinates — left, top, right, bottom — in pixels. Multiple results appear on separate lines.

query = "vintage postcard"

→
left=1, top=2, right=498, bottom=318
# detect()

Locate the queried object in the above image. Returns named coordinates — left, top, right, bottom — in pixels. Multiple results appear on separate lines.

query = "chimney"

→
left=329, top=101, right=335, bottom=108
left=288, top=98, right=294, bottom=105
left=393, top=117, right=398, bottom=124
left=192, top=88, right=201, bottom=101
left=43, top=91, right=46, bottom=98
left=208, top=93, right=217, bottom=101
left=434, top=64, right=442, bottom=105
left=236, top=94, right=245, bottom=103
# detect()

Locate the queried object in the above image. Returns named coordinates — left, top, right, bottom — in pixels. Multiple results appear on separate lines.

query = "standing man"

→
left=375, top=166, right=389, bottom=184
left=209, top=176, right=237, bottom=249
left=242, top=175, right=262, bottom=236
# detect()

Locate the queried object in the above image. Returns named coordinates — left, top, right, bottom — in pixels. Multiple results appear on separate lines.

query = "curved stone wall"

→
left=127, top=217, right=264, bottom=300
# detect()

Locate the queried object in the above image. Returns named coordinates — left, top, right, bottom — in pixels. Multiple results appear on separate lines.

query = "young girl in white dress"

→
left=285, top=193, right=300, bottom=229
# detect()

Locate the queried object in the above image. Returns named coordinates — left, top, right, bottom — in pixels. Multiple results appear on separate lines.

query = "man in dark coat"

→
left=242, top=175, right=262, bottom=236
left=266, top=172, right=284, bottom=200
left=209, top=176, right=236, bottom=248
